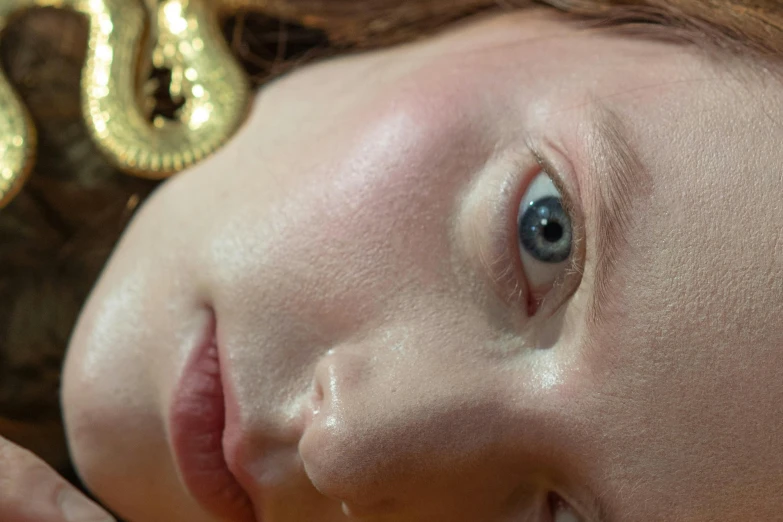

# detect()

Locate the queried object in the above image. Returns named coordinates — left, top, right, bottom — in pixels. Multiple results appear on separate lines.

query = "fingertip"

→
left=0, top=436, right=115, bottom=522
left=58, top=487, right=116, bottom=522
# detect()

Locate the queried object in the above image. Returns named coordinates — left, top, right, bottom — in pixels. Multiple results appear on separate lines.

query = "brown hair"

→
left=250, top=0, right=783, bottom=57
left=0, top=0, right=781, bottom=477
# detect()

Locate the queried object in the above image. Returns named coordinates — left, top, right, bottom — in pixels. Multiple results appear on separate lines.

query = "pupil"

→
left=542, top=221, right=563, bottom=243
left=518, top=196, right=572, bottom=264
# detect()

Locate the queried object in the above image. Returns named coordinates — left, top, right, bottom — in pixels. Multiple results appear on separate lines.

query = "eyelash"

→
left=506, top=147, right=584, bottom=317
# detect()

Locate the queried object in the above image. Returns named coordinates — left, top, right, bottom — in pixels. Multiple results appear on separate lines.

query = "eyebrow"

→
left=584, top=101, right=653, bottom=330
left=561, top=103, right=652, bottom=522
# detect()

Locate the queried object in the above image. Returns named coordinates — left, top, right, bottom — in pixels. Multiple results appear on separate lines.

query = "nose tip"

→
left=300, top=350, right=402, bottom=509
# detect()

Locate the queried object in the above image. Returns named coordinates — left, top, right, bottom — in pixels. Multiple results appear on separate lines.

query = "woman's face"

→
left=62, top=9, right=783, bottom=522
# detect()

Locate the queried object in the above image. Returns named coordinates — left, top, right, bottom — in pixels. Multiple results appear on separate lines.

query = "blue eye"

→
left=518, top=195, right=572, bottom=263
left=516, top=171, right=574, bottom=295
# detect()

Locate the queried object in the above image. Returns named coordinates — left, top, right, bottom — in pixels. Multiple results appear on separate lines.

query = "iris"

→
left=518, top=196, right=572, bottom=263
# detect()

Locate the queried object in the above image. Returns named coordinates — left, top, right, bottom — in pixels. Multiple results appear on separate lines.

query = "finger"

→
left=0, top=436, right=115, bottom=522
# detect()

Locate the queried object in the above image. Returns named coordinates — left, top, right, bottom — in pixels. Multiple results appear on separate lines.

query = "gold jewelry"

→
left=0, top=0, right=251, bottom=208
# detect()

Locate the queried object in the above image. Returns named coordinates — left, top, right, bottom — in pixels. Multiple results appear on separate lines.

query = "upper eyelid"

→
left=520, top=142, right=587, bottom=315
left=527, top=145, right=579, bottom=232
left=519, top=142, right=608, bottom=522
left=537, top=151, right=587, bottom=280
left=522, top=142, right=613, bottom=522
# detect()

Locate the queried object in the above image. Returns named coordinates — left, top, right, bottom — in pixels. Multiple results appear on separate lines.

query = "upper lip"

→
left=168, top=307, right=258, bottom=522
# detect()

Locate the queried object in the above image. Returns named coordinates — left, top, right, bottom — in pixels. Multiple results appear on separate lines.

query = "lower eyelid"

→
left=456, top=153, right=538, bottom=315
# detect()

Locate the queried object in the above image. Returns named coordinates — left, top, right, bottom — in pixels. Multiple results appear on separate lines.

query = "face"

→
left=62, top=8, right=783, bottom=522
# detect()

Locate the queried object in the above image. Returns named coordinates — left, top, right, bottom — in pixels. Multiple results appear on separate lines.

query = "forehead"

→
left=263, top=10, right=710, bottom=141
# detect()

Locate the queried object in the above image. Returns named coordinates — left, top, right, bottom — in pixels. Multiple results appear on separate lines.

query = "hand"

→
left=0, top=435, right=115, bottom=522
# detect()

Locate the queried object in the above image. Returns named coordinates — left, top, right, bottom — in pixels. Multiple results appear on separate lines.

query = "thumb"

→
left=0, top=435, right=115, bottom=522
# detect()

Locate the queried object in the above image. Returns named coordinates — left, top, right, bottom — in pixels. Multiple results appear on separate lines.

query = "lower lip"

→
left=169, top=311, right=257, bottom=522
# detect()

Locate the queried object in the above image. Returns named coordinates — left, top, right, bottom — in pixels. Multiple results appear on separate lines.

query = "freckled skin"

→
left=62, top=9, right=783, bottom=522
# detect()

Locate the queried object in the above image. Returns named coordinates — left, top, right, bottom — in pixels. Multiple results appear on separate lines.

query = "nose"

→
left=298, top=345, right=514, bottom=517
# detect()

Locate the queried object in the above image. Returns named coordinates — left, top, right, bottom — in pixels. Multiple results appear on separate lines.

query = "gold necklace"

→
left=0, top=0, right=251, bottom=208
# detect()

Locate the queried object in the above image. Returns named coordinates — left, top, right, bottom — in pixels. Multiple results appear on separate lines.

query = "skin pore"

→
left=62, top=8, right=783, bottom=522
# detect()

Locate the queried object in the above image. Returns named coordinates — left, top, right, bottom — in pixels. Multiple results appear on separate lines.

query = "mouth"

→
left=169, top=308, right=257, bottom=522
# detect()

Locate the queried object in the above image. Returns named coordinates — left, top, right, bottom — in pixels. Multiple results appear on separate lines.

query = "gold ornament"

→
left=0, top=0, right=251, bottom=208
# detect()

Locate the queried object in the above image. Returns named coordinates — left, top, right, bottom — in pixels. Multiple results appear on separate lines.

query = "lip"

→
left=169, top=308, right=257, bottom=522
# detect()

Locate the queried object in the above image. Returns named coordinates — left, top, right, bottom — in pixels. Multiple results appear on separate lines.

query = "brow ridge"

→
left=585, top=101, right=653, bottom=329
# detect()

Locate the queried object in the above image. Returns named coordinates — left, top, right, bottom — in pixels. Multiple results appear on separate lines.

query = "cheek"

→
left=62, top=348, right=201, bottom=521
left=60, top=268, right=212, bottom=521
left=201, top=82, right=494, bottom=333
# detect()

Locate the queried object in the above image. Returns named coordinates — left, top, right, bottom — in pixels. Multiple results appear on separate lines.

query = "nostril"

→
left=310, top=348, right=366, bottom=417
left=311, top=375, right=324, bottom=416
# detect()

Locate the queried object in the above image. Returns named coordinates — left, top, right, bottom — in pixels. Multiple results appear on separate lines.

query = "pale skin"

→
left=51, top=7, right=783, bottom=522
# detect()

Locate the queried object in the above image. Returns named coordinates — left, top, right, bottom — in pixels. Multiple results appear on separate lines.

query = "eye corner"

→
left=546, top=491, right=586, bottom=522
